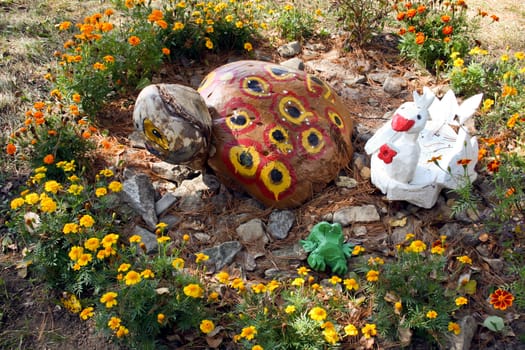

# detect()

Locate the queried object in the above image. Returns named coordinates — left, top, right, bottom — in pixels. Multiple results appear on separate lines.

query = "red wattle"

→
left=391, top=113, right=415, bottom=132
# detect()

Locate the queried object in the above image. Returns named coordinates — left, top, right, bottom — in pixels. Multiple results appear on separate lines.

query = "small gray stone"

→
left=267, top=210, right=295, bottom=240
left=367, top=72, right=390, bottom=84
left=178, top=194, right=204, bottom=211
left=151, top=162, right=196, bottom=183
left=352, top=225, right=367, bottom=236
left=158, top=214, right=181, bottom=229
left=333, top=205, right=380, bottom=226
left=277, top=41, right=301, bottom=58
left=271, top=243, right=308, bottom=260
left=236, top=218, right=268, bottom=246
left=359, top=166, right=371, bottom=180
left=193, top=232, right=211, bottom=242
left=335, top=176, right=358, bottom=189
left=280, top=57, right=304, bottom=71
left=201, top=241, right=243, bottom=271
left=120, top=173, right=158, bottom=230
left=155, top=193, right=178, bottom=216
left=174, top=173, right=220, bottom=197
left=132, top=225, right=158, bottom=254
left=128, top=131, right=146, bottom=148
left=383, top=76, right=407, bottom=95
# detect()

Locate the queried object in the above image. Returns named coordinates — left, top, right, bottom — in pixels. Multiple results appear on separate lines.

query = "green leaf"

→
left=483, top=316, right=505, bottom=332
left=462, top=280, right=477, bottom=295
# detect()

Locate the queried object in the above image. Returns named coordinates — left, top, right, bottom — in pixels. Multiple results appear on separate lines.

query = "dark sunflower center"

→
left=272, top=129, right=286, bottom=142
left=307, top=132, right=319, bottom=146
left=270, top=169, right=283, bottom=183
left=239, top=151, right=253, bottom=168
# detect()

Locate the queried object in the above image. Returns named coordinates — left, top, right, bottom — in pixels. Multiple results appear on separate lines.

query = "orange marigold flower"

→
left=478, top=148, right=487, bottom=161
left=490, top=14, right=499, bottom=22
left=457, top=158, right=471, bottom=166
left=162, top=47, right=170, bottom=55
left=6, top=143, right=16, bottom=155
left=501, top=85, right=517, bottom=97
left=417, top=5, right=426, bottom=13
left=487, top=159, right=500, bottom=172
left=128, top=36, right=141, bottom=46
left=398, top=28, right=407, bottom=35
left=404, top=2, right=412, bottom=9
left=442, top=25, right=453, bottom=35
left=82, top=131, right=92, bottom=139
left=415, top=32, right=426, bottom=45
left=408, top=25, right=416, bottom=33
left=43, top=154, right=55, bottom=164
left=441, top=15, right=451, bottom=22
left=396, top=12, right=406, bottom=21
left=406, top=8, right=417, bottom=18
left=505, top=187, right=515, bottom=197
left=489, top=289, right=514, bottom=310
left=33, top=101, right=46, bottom=110
left=478, top=9, right=488, bottom=17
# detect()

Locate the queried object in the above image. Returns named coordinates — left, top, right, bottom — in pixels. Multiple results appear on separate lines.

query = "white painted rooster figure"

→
left=365, top=87, right=436, bottom=183
left=365, top=87, right=483, bottom=209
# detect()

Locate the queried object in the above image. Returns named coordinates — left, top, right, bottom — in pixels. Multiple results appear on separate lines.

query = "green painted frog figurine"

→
left=300, top=221, right=353, bottom=275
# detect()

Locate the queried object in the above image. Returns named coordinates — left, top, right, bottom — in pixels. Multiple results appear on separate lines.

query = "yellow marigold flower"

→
left=103, top=55, right=114, bottom=63
left=108, top=316, right=121, bottom=330
left=215, top=271, right=230, bottom=283
left=455, top=296, right=468, bottom=306
left=500, top=54, right=509, bottom=62
left=100, top=291, right=118, bottom=308
left=251, top=283, right=267, bottom=294
left=157, top=236, right=171, bottom=244
left=200, top=319, right=215, bottom=334
left=40, top=197, right=57, bottom=212
left=184, top=283, right=204, bottom=298
left=448, top=321, right=461, bottom=335
left=84, top=237, right=100, bottom=252
left=252, top=345, right=263, bottom=350
left=309, top=306, right=327, bottom=321
left=394, top=301, right=403, bottom=313
left=482, top=98, right=494, bottom=112
left=328, top=275, right=341, bottom=285
left=118, top=263, right=131, bottom=272
left=235, top=21, right=243, bottom=29
left=244, top=42, right=253, bottom=52
left=156, top=221, right=168, bottom=230
left=309, top=283, right=321, bottom=291
left=366, top=270, right=380, bottom=282
left=407, top=240, right=427, bottom=253
left=69, top=246, right=84, bottom=261
left=368, top=256, right=385, bottom=265
left=124, top=270, right=141, bottom=285
left=291, top=277, right=305, bottom=287
left=93, top=62, right=107, bottom=71
left=205, top=38, right=213, bottom=49
left=182, top=233, right=190, bottom=241
left=129, top=235, right=142, bottom=243
left=77, top=253, right=92, bottom=266
left=361, top=323, right=377, bottom=338
left=34, top=166, right=47, bottom=173
left=101, top=233, right=119, bottom=247
left=31, top=173, right=46, bottom=184
left=10, top=197, right=25, bottom=210
left=116, top=325, right=129, bottom=338
left=206, top=25, right=214, bottom=33
left=453, top=58, right=464, bottom=67
left=266, top=280, right=280, bottom=292
left=514, top=51, right=525, bottom=60
left=128, top=35, right=141, bottom=46
left=69, top=174, right=80, bottom=182
left=63, top=222, right=80, bottom=234
left=457, top=255, right=472, bottom=264
left=344, top=278, right=359, bottom=291
left=240, top=325, right=257, bottom=340
left=230, top=278, right=245, bottom=291
left=44, top=180, right=62, bottom=194
left=501, top=85, right=517, bottom=97
left=507, top=113, right=519, bottom=128
left=99, top=169, right=114, bottom=177
left=344, top=323, right=358, bottom=336
left=297, top=266, right=310, bottom=275
left=323, top=327, right=339, bottom=345
left=352, top=245, right=365, bottom=255
left=284, top=305, right=296, bottom=314
left=79, top=307, right=94, bottom=320
left=426, top=310, right=438, bottom=319
left=157, top=313, right=165, bottom=324
left=284, top=3, right=294, bottom=11
left=79, top=214, right=95, bottom=228
left=58, top=21, right=72, bottom=30
left=207, top=291, right=219, bottom=302
left=172, top=257, right=185, bottom=270
left=173, top=21, right=184, bottom=30
left=225, top=14, right=233, bottom=22
left=95, top=187, right=108, bottom=197
left=431, top=245, right=445, bottom=255
left=141, top=269, right=155, bottom=279
left=315, top=8, right=323, bottom=16
left=195, top=252, right=209, bottom=263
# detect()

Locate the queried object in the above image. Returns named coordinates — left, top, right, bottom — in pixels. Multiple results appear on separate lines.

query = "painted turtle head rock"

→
left=133, top=60, right=354, bottom=208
